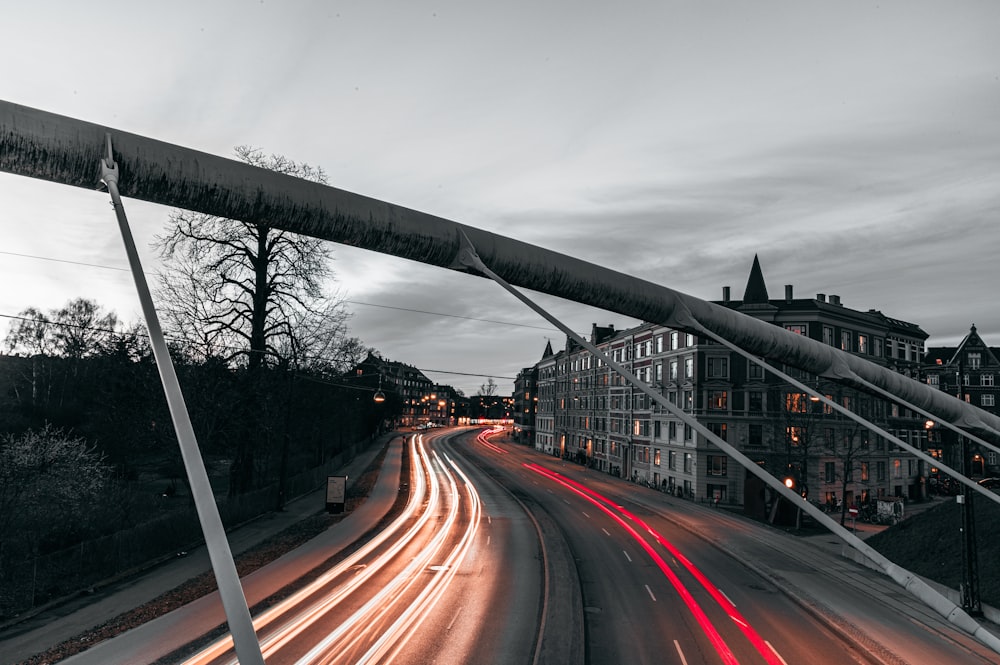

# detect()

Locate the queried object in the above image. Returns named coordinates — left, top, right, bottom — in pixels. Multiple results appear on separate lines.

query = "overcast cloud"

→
left=2, top=0, right=999, bottom=395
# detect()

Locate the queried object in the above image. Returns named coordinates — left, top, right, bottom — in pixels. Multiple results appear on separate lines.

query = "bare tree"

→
left=478, top=377, right=498, bottom=397
left=154, top=146, right=352, bottom=493
left=155, top=146, right=349, bottom=372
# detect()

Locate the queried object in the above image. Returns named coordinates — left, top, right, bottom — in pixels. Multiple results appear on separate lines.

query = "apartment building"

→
left=532, top=256, right=930, bottom=508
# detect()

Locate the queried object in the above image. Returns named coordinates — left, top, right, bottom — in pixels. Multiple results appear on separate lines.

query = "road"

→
left=442, top=426, right=1000, bottom=665
left=55, top=426, right=1000, bottom=664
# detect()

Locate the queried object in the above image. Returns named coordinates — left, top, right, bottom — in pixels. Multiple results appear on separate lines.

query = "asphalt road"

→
left=38, top=427, right=1000, bottom=664
left=452, top=428, right=1000, bottom=665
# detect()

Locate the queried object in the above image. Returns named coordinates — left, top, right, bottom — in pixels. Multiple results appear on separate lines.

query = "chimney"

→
left=816, top=293, right=826, bottom=302
left=722, top=286, right=731, bottom=302
left=830, top=294, right=841, bottom=306
left=784, top=284, right=793, bottom=302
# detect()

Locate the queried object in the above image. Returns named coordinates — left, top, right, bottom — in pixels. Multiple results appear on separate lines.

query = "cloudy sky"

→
left=2, top=1, right=999, bottom=396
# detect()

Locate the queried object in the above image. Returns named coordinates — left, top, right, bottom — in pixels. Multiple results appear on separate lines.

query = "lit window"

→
left=710, top=391, right=727, bottom=409
left=858, top=334, right=868, bottom=354
left=785, top=324, right=807, bottom=336
left=707, top=455, right=727, bottom=476
left=841, top=330, right=853, bottom=352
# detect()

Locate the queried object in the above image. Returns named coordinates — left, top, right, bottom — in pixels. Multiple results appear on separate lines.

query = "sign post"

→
left=326, top=475, right=347, bottom=514
left=849, top=506, right=858, bottom=532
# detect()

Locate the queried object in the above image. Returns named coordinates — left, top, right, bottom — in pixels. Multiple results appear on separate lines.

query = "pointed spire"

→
left=541, top=339, right=554, bottom=359
left=742, top=254, right=770, bottom=304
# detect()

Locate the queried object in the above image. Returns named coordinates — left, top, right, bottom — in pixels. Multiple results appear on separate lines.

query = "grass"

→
left=866, top=495, right=1000, bottom=607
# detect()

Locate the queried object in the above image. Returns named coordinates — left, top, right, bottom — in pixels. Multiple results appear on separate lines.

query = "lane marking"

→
left=582, top=511, right=591, bottom=518
left=674, top=640, right=688, bottom=665
left=718, top=588, right=735, bottom=607
left=563, top=498, right=571, bottom=505
left=602, top=528, right=611, bottom=536
left=765, top=641, right=788, bottom=665
left=645, top=584, right=657, bottom=601
left=446, top=606, right=463, bottom=631
left=487, top=535, right=491, bottom=546
left=623, top=550, right=632, bottom=562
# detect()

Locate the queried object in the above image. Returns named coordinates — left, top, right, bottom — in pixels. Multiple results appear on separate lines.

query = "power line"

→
left=346, top=300, right=559, bottom=332
left=1, top=249, right=566, bottom=334
left=0, top=312, right=516, bottom=382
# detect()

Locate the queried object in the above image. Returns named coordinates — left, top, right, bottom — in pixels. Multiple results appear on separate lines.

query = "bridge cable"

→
left=99, top=134, right=265, bottom=665
left=453, top=230, right=1000, bottom=656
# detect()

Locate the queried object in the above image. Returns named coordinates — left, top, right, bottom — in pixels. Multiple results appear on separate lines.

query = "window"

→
left=655, top=363, right=663, bottom=382
left=841, top=330, right=853, bottom=352
left=683, top=390, right=693, bottom=410
left=707, top=422, right=727, bottom=441
left=684, top=356, right=694, bottom=379
left=748, top=360, right=764, bottom=380
left=823, top=326, right=835, bottom=346
left=824, top=462, right=835, bottom=483
left=982, top=374, right=994, bottom=387
left=983, top=394, right=995, bottom=407
left=684, top=424, right=693, bottom=441
left=670, top=331, right=679, bottom=350
left=861, top=462, right=869, bottom=481
left=685, top=333, right=695, bottom=346
left=668, top=450, right=677, bottom=469
left=710, top=391, right=727, bottom=410
left=858, top=334, right=868, bottom=354
left=669, top=359, right=679, bottom=381
left=707, top=455, right=728, bottom=476
left=654, top=449, right=661, bottom=466
left=683, top=452, right=693, bottom=473
left=656, top=335, right=664, bottom=353
left=787, top=426, right=805, bottom=446
left=873, top=338, right=884, bottom=358
left=668, top=421, right=677, bottom=440
left=928, top=375, right=940, bottom=386
left=748, top=424, right=763, bottom=446
left=785, top=324, right=807, bottom=336
left=877, top=461, right=887, bottom=481
left=893, top=459, right=902, bottom=478
left=707, top=357, right=729, bottom=378
left=748, top=391, right=763, bottom=413
left=785, top=392, right=809, bottom=413
left=969, top=352, right=982, bottom=369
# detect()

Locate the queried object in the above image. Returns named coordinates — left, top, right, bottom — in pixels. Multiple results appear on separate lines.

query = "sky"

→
left=1, top=1, right=999, bottom=396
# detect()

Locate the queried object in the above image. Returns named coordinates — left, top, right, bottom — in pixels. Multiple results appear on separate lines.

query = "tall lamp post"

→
left=955, top=364, right=983, bottom=616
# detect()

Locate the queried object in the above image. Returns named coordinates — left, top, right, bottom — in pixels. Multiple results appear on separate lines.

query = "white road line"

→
left=602, top=528, right=611, bottom=536
left=487, top=515, right=492, bottom=524
left=446, top=606, right=463, bottom=631
left=486, top=535, right=491, bottom=546
left=718, top=588, right=735, bottom=607
left=563, top=498, right=571, bottom=505
left=674, top=640, right=688, bottom=665
left=623, top=550, right=632, bottom=562
left=765, top=640, right=789, bottom=665
left=582, top=511, right=591, bottom=518
left=645, top=584, right=656, bottom=601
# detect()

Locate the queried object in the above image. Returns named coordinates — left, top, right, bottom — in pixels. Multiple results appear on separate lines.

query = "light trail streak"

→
left=184, top=434, right=477, bottom=665
left=475, top=428, right=508, bottom=454
left=185, top=432, right=482, bottom=665
left=527, top=463, right=786, bottom=665
left=356, top=453, right=482, bottom=664
left=524, top=463, right=739, bottom=665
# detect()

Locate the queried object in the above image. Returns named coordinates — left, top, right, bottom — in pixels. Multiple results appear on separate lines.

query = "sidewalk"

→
left=0, top=432, right=405, bottom=665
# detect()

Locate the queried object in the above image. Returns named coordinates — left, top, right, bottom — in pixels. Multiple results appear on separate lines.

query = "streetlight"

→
left=373, top=374, right=386, bottom=403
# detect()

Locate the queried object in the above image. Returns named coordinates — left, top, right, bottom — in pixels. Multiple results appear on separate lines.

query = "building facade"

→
left=531, top=256, right=931, bottom=508
left=923, top=324, right=1000, bottom=483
